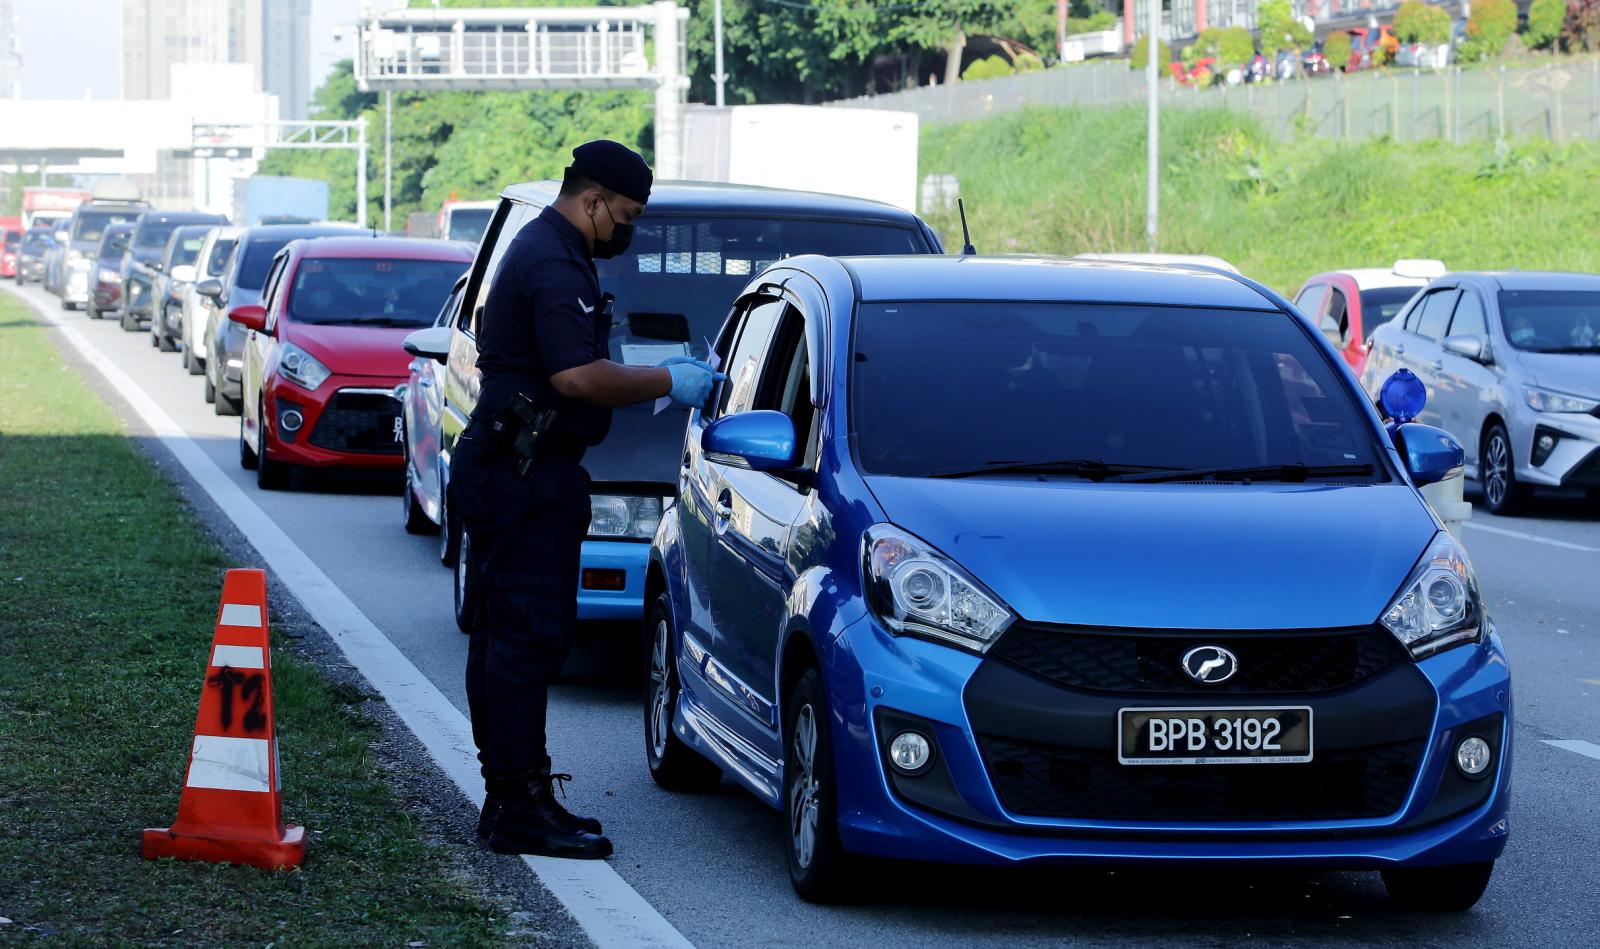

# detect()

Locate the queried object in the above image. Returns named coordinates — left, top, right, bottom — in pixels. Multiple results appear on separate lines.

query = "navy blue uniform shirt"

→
left=473, top=206, right=612, bottom=445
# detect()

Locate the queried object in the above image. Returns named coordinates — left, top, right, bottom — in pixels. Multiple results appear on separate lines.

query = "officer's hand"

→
left=656, top=354, right=715, bottom=372
left=666, top=362, right=727, bottom=409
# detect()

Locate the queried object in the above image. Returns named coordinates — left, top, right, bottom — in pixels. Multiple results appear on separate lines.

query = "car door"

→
left=1407, top=287, right=1460, bottom=428
left=243, top=253, right=289, bottom=447
left=407, top=278, right=464, bottom=514
left=695, top=295, right=787, bottom=738
left=1431, top=286, right=1496, bottom=457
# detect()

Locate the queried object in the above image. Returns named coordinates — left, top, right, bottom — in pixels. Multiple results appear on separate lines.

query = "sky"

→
left=16, top=0, right=368, bottom=102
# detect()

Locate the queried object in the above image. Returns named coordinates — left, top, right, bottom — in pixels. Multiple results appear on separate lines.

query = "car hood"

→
left=1513, top=350, right=1600, bottom=399
left=285, top=323, right=420, bottom=378
left=863, top=477, right=1438, bottom=630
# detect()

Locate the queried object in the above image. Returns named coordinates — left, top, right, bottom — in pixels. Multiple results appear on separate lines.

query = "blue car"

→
left=645, top=255, right=1511, bottom=909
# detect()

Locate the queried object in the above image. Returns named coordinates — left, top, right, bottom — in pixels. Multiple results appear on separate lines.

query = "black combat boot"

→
left=482, top=783, right=613, bottom=859
left=478, top=775, right=601, bottom=838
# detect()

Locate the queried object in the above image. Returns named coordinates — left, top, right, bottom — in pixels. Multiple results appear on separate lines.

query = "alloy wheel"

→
left=1485, top=433, right=1509, bottom=508
left=788, top=703, right=821, bottom=870
left=649, top=620, right=671, bottom=759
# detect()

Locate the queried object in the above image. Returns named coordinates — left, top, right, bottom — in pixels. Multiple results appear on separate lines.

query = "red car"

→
left=233, top=236, right=473, bottom=490
left=1292, top=259, right=1445, bottom=375
left=1, top=228, right=20, bottom=278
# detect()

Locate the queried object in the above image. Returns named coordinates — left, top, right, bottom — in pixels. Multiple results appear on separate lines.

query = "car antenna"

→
left=957, top=198, right=976, bottom=256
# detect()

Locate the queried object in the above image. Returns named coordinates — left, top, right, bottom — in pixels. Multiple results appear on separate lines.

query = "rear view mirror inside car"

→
left=623, top=311, right=691, bottom=342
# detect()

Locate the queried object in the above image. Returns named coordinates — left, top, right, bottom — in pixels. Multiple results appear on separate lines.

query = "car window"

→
left=1498, top=289, right=1600, bottom=352
left=447, top=208, right=494, bottom=244
left=1415, top=289, right=1460, bottom=340
left=852, top=302, right=1385, bottom=480
left=1448, top=290, right=1488, bottom=339
left=718, top=298, right=785, bottom=417
left=205, top=238, right=237, bottom=277
left=1357, top=286, right=1417, bottom=334
left=754, top=304, right=816, bottom=470
left=468, top=200, right=525, bottom=336
left=1292, top=284, right=1325, bottom=313
left=288, top=257, right=467, bottom=327
left=259, top=256, right=289, bottom=318
left=1323, top=287, right=1350, bottom=345
left=72, top=209, right=139, bottom=241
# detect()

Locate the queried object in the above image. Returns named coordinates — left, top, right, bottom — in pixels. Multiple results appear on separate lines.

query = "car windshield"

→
left=288, top=257, right=467, bottom=326
left=1359, top=286, right=1418, bottom=333
left=4, top=232, right=17, bottom=249
left=171, top=234, right=206, bottom=267
left=446, top=208, right=493, bottom=244
left=599, top=215, right=926, bottom=364
left=237, top=239, right=294, bottom=290
left=1498, top=290, right=1600, bottom=352
left=206, top=238, right=237, bottom=276
left=138, top=220, right=185, bottom=248
left=100, top=230, right=131, bottom=259
left=851, top=302, right=1384, bottom=480
left=73, top=209, right=139, bottom=241
left=23, top=232, right=51, bottom=252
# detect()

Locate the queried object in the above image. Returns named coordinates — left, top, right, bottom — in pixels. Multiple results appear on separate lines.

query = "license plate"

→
left=1118, top=706, right=1312, bottom=765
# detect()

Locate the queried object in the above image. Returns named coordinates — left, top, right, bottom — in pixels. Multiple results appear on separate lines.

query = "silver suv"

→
left=1363, top=271, right=1600, bottom=514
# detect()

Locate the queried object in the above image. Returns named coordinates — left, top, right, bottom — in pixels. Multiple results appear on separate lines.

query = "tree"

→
left=1458, top=0, right=1517, bottom=61
left=1257, top=0, right=1313, bottom=61
left=1568, top=0, right=1600, bottom=51
left=1523, top=0, right=1565, bottom=48
left=1393, top=1, right=1452, bottom=46
left=1129, top=34, right=1171, bottom=72
left=1324, top=30, right=1353, bottom=71
left=1217, top=25, right=1256, bottom=70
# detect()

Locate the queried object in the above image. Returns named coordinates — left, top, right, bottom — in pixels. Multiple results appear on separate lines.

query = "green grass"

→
left=0, top=296, right=506, bottom=945
left=921, top=105, right=1600, bottom=292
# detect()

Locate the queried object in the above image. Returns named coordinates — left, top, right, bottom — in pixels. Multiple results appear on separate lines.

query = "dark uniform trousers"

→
left=452, top=430, right=591, bottom=790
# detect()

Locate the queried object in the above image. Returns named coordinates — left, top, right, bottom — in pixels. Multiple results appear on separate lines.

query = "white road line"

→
left=16, top=290, right=691, bottom=949
left=1463, top=521, right=1600, bottom=552
left=1543, top=739, right=1600, bottom=762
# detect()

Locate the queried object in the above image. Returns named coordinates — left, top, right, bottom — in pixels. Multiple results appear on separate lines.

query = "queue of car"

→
left=18, top=179, right=1554, bottom=914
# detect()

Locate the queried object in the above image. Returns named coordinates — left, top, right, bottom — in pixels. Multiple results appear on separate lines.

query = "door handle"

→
left=680, top=453, right=692, bottom=483
left=715, top=490, right=733, bottom=521
left=1395, top=344, right=1405, bottom=355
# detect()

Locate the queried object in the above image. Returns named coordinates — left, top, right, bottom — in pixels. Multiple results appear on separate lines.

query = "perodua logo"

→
left=1181, top=645, right=1238, bottom=684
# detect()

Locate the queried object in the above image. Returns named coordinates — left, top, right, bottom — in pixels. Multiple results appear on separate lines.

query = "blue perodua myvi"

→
left=643, top=256, right=1511, bottom=909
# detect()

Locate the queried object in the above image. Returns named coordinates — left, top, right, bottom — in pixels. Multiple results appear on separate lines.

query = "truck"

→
left=21, top=187, right=91, bottom=231
left=681, top=104, right=919, bottom=212
left=230, top=176, right=330, bottom=228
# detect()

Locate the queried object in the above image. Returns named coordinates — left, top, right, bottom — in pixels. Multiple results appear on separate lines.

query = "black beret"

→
left=570, top=140, right=653, bottom=205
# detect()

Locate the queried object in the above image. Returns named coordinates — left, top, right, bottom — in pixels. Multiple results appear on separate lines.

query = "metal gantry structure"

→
left=191, top=120, right=369, bottom=228
left=353, top=2, right=690, bottom=182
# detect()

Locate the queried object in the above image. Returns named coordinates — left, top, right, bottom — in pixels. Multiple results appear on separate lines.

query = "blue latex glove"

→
left=666, top=362, right=726, bottom=408
left=656, top=354, right=714, bottom=371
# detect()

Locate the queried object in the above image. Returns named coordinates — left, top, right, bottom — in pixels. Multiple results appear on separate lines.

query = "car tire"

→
left=120, top=308, right=137, bottom=332
left=401, top=449, right=436, bottom=535
left=645, top=593, right=724, bottom=792
left=203, top=372, right=216, bottom=404
left=255, top=415, right=289, bottom=491
left=187, top=350, right=205, bottom=376
left=214, top=385, right=240, bottom=416
left=239, top=408, right=259, bottom=471
left=1381, top=861, right=1494, bottom=911
left=149, top=330, right=158, bottom=348
left=439, top=485, right=459, bottom=567
left=784, top=666, right=858, bottom=904
left=1480, top=423, right=1529, bottom=516
left=452, top=524, right=481, bottom=635
left=156, top=314, right=177, bottom=352
left=181, top=346, right=192, bottom=371
left=58, top=297, right=70, bottom=311
left=87, top=307, right=101, bottom=320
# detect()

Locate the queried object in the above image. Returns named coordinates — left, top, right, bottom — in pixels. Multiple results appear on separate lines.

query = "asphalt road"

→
left=15, top=281, right=1599, bottom=947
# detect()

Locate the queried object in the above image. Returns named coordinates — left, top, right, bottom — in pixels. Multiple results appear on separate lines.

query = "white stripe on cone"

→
left=186, top=735, right=272, bottom=793
left=209, top=645, right=265, bottom=669
left=219, top=603, right=263, bottom=628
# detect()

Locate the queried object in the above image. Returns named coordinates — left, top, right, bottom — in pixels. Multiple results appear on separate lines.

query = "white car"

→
left=180, top=226, right=241, bottom=378
left=1074, top=252, right=1241, bottom=274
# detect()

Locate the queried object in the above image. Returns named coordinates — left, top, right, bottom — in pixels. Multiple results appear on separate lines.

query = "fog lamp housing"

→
left=1455, top=736, right=1492, bottom=778
left=1531, top=425, right=1561, bottom=467
left=889, top=731, right=931, bottom=774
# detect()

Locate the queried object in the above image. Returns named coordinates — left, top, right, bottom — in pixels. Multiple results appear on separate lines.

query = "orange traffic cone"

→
left=142, top=568, right=305, bottom=870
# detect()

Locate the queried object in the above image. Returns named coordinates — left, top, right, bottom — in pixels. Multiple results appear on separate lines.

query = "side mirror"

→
left=1441, top=334, right=1486, bottom=362
left=54, top=230, right=69, bottom=242
left=170, top=264, right=197, bottom=283
left=402, top=325, right=453, bottom=364
left=196, top=278, right=223, bottom=300
left=1378, top=368, right=1427, bottom=423
left=702, top=410, right=798, bottom=472
left=1394, top=422, right=1464, bottom=487
left=150, top=260, right=164, bottom=273
left=228, top=303, right=268, bottom=333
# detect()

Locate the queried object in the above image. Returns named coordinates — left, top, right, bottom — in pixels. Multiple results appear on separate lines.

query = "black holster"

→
left=485, top=393, right=558, bottom=477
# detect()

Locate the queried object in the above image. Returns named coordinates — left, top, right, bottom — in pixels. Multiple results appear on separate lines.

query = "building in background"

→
left=262, top=0, right=309, bottom=118
left=122, top=0, right=232, bottom=100
left=1, top=0, right=21, bottom=100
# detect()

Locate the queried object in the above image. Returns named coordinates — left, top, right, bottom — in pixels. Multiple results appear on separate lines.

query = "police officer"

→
left=452, top=141, right=721, bottom=859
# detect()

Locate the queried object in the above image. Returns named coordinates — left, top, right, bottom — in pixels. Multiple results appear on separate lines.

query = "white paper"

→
left=620, top=341, right=690, bottom=367
left=654, top=337, right=720, bottom=415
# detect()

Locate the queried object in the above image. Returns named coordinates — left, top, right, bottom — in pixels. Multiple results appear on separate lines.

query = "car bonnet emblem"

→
left=1181, top=645, right=1238, bottom=684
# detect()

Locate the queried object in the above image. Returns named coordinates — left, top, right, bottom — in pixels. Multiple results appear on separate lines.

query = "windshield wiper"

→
left=1118, top=462, right=1375, bottom=484
left=1529, top=346, right=1600, bottom=354
left=927, top=458, right=1173, bottom=481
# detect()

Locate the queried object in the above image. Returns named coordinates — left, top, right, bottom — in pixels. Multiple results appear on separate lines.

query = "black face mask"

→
left=590, top=198, right=634, bottom=260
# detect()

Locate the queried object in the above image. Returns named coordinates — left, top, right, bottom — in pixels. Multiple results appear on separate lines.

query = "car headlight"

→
left=98, top=268, right=122, bottom=284
left=1381, top=532, right=1484, bottom=658
left=276, top=343, right=332, bottom=391
left=587, top=494, right=664, bottom=540
left=1522, top=384, right=1597, bottom=414
left=863, top=524, right=1015, bottom=653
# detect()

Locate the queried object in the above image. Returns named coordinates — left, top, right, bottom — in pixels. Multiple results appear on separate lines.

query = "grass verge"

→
left=0, top=294, right=505, bottom=944
left=921, top=105, right=1600, bottom=292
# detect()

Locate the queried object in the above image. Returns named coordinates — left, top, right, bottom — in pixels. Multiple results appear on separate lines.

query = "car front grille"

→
left=308, top=389, right=403, bottom=455
left=989, top=622, right=1408, bottom=694
left=977, top=734, right=1423, bottom=822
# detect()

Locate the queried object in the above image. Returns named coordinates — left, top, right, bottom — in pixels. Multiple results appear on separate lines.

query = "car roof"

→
left=240, top=223, right=363, bottom=245
left=138, top=211, right=226, bottom=225
left=501, top=179, right=925, bottom=227
left=1075, top=252, right=1240, bottom=274
left=834, top=255, right=1279, bottom=309
left=294, top=235, right=475, bottom=260
left=208, top=226, right=245, bottom=241
left=1331, top=269, right=1432, bottom=291
left=1451, top=271, right=1600, bottom=292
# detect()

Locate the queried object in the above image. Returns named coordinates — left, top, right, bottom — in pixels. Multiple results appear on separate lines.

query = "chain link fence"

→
left=832, top=57, right=1600, bottom=143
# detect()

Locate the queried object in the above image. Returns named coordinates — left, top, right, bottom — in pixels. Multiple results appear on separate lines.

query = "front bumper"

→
left=577, top=539, right=648, bottom=620
left=64, top=270, right=89, bottom=303
left=264, top=376, right=407, bottom=471
left=1513, top=409, right=1600, bottom=489
left=826, top=616, right=1511, bottom=869
left=125, top=273, right=154, bottom=317
left=92, top=280, right=123, bottom=311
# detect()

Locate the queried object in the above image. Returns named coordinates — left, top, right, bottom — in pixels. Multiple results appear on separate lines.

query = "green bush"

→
left=1393, top=1, right=1453, bottom=45
left=962, top=55, right=1014, bottom=81
left=1014, top=51, right=1046, bottom=73
left=1067, top=12, right=1118, bottom=34
left=1193, top=26, right=1225, bottom=62
left=1523, top=0, right=1565, bottom=49
left=1324, top=30, right=1353, bottom=70
left=1569, top=0, right=1600, bottom=51
left=1459, top=0, right=1517, bottom=61
left=1218, top=25, right=1257, bottom=69
left=1257, top=0, right=1314, bottom=60
left=1129, top=35, right=1172, bottom=71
